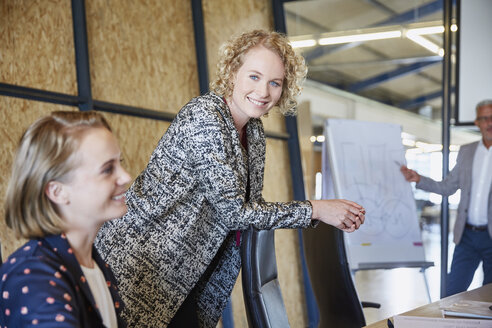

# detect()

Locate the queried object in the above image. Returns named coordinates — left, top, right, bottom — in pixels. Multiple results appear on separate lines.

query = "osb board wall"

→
left=1, top=0, right=190, bottom=252
left=0, top=1, right=77, bottom=94
left=262, top=108, right=289, bottom=134
left=0, top=98, right=77, bottom=258
left=86, top=0, right=199, bottom=112
left=104, top=115, right=169, bottom=180
left=203, top=0, right=308, bottom=327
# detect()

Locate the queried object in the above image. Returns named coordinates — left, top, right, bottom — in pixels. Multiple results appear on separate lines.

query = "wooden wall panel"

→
left=86, top=0, right=199, bottom=112
left=262, top=108, right=288, bottom=134
left=103, top=114, right=169, bottom=180
left=0, top=1, right=77, bottom=94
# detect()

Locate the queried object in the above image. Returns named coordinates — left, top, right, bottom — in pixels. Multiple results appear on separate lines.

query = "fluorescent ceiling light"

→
left=290, top=39, right=317, bottom=48
left=406, top=34, right=444, bottom=56
left=319, top=30, right=402, bottom=45
left=406, top=23, right=457, bottom=36
left=407, top=26, right=445, bottom=35
left=415, top=141, right=443, bottom=152
left=402, top=138, right=416, bottom=147
left=289, top=21, right=456, bottom=50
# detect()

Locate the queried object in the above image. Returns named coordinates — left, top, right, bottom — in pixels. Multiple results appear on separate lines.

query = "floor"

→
left=354, top=224, right=484, bottom=325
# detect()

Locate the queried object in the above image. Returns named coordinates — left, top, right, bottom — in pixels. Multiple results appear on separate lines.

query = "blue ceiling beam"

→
left=398, top=90, right=441, bottom=109
left=347, top=60, right=440, bottom=93
left=376, top=0, right=443, bottom=26
left=398, top=86, right=455, bottom=109
left=304, top=0, right=444, bottom=62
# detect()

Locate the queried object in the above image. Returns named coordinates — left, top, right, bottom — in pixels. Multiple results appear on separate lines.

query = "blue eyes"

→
left=249, top=75, right=281, bottom=87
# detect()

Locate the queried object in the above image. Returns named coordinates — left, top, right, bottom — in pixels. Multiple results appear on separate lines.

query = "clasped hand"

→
left=310, top=199, right=365, bottom=232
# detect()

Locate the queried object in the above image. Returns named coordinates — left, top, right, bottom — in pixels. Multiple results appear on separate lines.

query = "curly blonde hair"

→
left=210, top=29, right=307, bottom=115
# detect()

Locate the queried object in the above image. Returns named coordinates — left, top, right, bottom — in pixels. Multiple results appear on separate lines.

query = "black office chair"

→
left=241, top=226, right=290, bottom=328
left=303, top=224, right=379, bottom=328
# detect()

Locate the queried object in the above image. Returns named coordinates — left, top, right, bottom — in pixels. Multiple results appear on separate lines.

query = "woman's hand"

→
left=310, top=199, right=365, bottom=232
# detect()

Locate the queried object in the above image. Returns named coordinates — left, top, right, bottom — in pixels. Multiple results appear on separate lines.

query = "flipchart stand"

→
left=323, top=118, right=434, bottom=303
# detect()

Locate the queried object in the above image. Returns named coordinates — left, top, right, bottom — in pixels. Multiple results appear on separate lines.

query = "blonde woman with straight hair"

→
left=97, top=29, right=366, bottom=327
left=0, top=111, right=131, bottom=327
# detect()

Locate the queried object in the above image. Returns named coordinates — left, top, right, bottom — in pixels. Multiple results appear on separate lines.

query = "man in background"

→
left=400, top=99, right=492, bottom=296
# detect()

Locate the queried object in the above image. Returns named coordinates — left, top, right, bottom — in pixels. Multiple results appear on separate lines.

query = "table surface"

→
left=364, top=283, right=492, bottom=328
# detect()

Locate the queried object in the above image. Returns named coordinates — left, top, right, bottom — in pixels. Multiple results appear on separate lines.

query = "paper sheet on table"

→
left=441, top=300, right=492, bottom=319
left=393, top=315, right=492, bottom=328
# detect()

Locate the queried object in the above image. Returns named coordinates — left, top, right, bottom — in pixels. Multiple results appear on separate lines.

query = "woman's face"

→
left=59, top=127, right=131, bottom=229
left=227, top=45, right=285, bottom=126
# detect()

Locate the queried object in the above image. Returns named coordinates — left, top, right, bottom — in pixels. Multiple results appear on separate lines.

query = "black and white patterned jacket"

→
left=95, top=92, right=313, bottom=327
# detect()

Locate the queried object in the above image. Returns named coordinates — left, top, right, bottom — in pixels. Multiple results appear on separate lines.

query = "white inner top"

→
left=81, top=261, right=118, bottom=328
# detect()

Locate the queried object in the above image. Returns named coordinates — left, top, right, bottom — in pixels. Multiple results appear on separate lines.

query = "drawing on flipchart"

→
left=323, top=119, right=427, bottom=269
left=336, top=141, right=417, bottom=239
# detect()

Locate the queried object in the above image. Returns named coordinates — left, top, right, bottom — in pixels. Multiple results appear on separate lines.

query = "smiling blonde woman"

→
left=96, top=29, right=365, bottom=328
left=1, top=111, right=131, bottom=327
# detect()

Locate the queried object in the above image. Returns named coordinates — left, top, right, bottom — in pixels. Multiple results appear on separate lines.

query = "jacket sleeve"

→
left=0, top=258, right=80, bottom=327
left=186, top=109, right=313, bottom=231
left=415, top=148, right=463, bottom=196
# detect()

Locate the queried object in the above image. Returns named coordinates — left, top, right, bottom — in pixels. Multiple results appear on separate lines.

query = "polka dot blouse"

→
left=0, top=234, right=126, bottom=327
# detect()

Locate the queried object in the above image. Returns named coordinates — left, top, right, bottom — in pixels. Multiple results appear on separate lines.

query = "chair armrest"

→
left=361, top=301, right=381, bottom=309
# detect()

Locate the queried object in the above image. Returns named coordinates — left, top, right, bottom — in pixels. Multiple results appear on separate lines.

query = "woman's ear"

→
left=45, top=181, right=69, bottom=205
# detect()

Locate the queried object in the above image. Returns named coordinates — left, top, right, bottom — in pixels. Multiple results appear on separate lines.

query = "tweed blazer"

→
left=95, top=92, right=313, bottom=327
left=417, top=141, right=492, bottom=244
left=0, top=234, right=126, bottom=327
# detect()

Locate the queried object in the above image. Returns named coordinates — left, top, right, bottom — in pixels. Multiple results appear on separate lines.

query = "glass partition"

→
left=283, top=0, right=482, bottom=323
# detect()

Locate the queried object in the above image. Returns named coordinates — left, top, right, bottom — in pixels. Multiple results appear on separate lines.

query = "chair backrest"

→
left=241, top=226, right=290, bottom=328
left=302, top=224, right=366, bottom=328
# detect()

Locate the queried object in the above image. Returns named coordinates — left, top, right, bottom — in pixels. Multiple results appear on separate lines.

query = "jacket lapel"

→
left=210, top=92, right=266, bottom=202
left=246, top=118, right=266, bottom=201
left=43, top=234, right=104, bottom=323
left=212, top=93, right=249, bottom=189
left=92, top=246, right=125, bottom=326
left=462, top=142, right=479, bottom=193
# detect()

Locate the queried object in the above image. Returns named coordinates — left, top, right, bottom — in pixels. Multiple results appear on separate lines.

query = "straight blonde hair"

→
left=5, top=111, right=111, bottom=239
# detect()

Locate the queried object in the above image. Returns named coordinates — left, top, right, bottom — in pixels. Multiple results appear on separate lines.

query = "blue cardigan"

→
left=0, top=234, right=126, bottom=327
